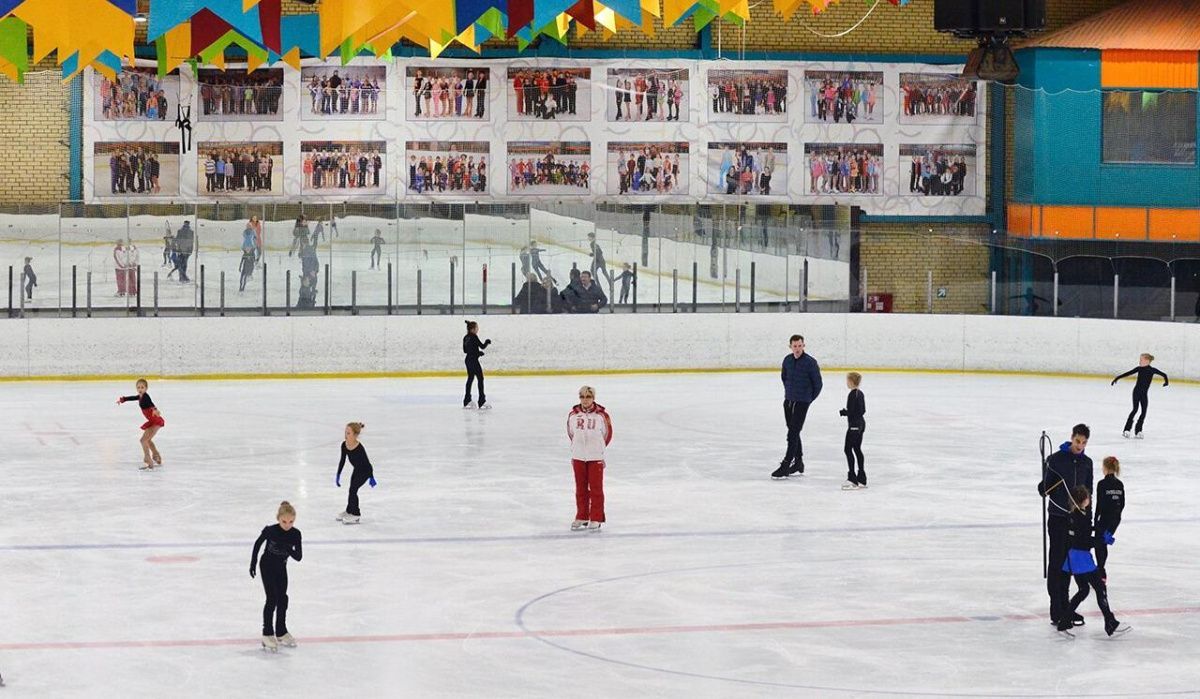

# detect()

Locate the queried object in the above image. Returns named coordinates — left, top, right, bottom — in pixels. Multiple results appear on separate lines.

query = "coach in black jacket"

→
left=1039, top=424, right=1093, bottom=625
left=773, top=334, right=822, bottom=479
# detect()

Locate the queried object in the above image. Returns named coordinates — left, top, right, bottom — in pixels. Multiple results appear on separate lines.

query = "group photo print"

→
left=901, top=143, right=976, bottom=197
left=93, top=142, right=180, bottom=197
left=707, top=68, right=789, bottom=122
left=300, top=65, right=386, bottom=120
left=606, top=67, right=689, bottom=122
left=301, top=141, right=387, bottom=194
left=95, top=66, right=178, bottom=121
left=506, top=142, right=591, bottom=195
left=803, top=70, right=883, bottom=125
left=197, top=142, right=284, bottom=196
left=406, top=141, right=489, bottom=195
left=804, top=143, right=885, bottom=196
left=707, top=142, right=787, bottom=197
left=406, top=66, right=491, bottom=121
left=197, top=68, right=284, bottom=121
left=506, top=66, right=590, bottom=121
left=899, top=73, right=979, bottom=124
left=607, top=141, right=689, bottom=196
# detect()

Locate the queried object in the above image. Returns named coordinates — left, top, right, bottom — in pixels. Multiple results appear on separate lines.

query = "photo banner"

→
left=83, top=56, right=986, bottom=216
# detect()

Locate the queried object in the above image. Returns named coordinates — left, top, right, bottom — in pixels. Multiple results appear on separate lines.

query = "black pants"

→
left=844, top=426, right=865, bottom=484
left=1066, top=570, right=1116, bottom=625
left=1124, top=389, right=1148, bottom=433
left=591, top=258, right=613, bottom=287
left=1095, top=537, right=1110, bottom=579
left=465, top=357, right=485, bottom=405
left=174, top=253, right=191, bottom=282
left=1046, top=516, right=1070, bottom=622
left=782, top=400, right=810, bottom=468
left=347, top=467, right=371, bottom=516
left=260, top=562, right=289, bottom=636
left=239, top=271, right=251, bottom=292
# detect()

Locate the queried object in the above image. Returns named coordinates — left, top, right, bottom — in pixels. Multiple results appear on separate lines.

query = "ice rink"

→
left=2, top=370, right=1198, bottom=697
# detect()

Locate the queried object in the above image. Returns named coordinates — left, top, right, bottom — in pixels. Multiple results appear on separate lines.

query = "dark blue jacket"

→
left=781, top=352, right=822, bottom=403
left=1040, top=447, right=1093, bottom=519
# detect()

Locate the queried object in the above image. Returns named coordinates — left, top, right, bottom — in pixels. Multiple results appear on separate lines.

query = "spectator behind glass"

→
left=563, top=270, right=607, bottom=314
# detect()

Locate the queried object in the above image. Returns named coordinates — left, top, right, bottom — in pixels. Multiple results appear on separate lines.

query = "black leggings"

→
left=260, top=562, right=289, bottom=636
left=1124, top=389, right=1148, bottom=433
left=346, top=467, right=371, bottom=516
left=465, top=358, right=485, bottom=405
left=844, top=426, right=865, bottom=485
left=1066, top=570, right=1116, bottom=625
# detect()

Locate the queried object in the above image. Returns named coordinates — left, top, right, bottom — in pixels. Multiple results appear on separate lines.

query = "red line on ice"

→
left=3, top=606, right=1197, bottom=652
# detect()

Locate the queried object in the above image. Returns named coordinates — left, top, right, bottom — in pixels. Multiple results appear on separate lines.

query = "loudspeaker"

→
left=935, top=0, right=1045, bottom=33
left=978, top=0, right=1024, bottom=31
left=934, top=0, right=977, bottom=33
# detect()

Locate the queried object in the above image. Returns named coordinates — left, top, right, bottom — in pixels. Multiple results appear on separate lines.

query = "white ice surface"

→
left=2, top=371, right=1197, bottom=697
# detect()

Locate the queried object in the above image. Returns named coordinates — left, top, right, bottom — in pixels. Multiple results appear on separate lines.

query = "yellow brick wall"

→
left=860, top=222, right=992, bottom=313
left=0, top=58, right=69, bottom=203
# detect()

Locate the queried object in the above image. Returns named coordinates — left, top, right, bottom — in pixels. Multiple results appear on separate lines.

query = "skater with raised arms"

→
left=116, top=378, right=164, bottom=470
left=336, top=422, right=376, bottom=525
left=1111, top=353, right=1168, bottom=438
left=250, top=501, right=303, bottom=651
left=568, top=385, right=612, bottom=531
left=773, top=334, right=822, bottom=479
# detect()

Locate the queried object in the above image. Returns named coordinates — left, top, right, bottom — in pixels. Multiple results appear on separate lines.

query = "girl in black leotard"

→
left=251, top=501, right=303, bottom=652
left=463, top=320, right=491, bottom=409
left=1111, top=353, right=1168, bottom=438
left=336, top=422, right=376, bottom=525
left=117, top=378, right=164, bottom=469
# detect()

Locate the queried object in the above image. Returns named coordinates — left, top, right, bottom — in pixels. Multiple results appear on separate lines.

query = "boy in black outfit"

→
left=1111, top=353, right=1168, bottom=438
left=839, top=371, right=866, bottom=489
left=1095, top=456, right=1125, bottom=582
left=1038, top=423, right=1093, bottom=627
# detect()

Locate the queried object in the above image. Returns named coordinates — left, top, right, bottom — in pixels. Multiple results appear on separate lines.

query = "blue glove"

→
left=368, top=476, right=377, bottom=488
left=336, top=473, right=341, bottom=487
left=1103, top=530, right=1115, bottom=546
left=1063, top=548, right=1097, bottom=574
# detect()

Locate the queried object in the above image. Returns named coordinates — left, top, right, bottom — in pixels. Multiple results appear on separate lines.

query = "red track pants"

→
left=572, top=459, right=605, bottom=522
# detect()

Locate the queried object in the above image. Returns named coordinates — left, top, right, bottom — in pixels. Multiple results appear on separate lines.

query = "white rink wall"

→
left=0, top=313, right=1195, bottom=379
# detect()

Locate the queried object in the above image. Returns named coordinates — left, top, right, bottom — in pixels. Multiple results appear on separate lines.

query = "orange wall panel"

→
left=1040, top=206, right=1095, bottom=239
left=1007, top=204, right=1033, bottom=236
left=1148, top=209, right=1200, bottom=242
left=1101, top=50, right=1199, bottom=89
left=1094, top=207, right=1147, bottom=240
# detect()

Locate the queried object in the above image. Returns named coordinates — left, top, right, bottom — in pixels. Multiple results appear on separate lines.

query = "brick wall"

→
left=0, top=57, right=69, bottom=203
left=859, top=222, right=992, bottom=313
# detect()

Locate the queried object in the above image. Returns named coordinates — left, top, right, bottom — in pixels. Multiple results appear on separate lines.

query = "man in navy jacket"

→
left=774, top=334, right=822, bottom=478
left=1039, top=424, right=1093, bottom=625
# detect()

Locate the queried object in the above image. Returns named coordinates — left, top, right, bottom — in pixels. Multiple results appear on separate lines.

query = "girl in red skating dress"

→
left=117, top=378, right=165, bottom=469
left=567, top=385, right=612, bottom=532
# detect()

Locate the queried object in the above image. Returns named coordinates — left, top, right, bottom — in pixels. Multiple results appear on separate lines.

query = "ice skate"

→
left=770, top=462, right=790, bottom=479
left=1134, top=432, right=1144, bottom=439
left=1122, top=430, right=1130, bottom=438
left=841, top=480, right=858, bottom=490
left=463, top=401, right=475, bottom=410
left=261, top=635, right=279, bottom=652
left=1055, top=619, right=1076, bottom=638
left=335, top=511, right=348, bottom=521
left=1105, top=620, right=1130, bottom=636
left=276, top=633, right=297, bottom=648
left=787, top=459, right=805, bottom=477
left=571, top=519, right=587, bottom=531
left=587, top=521, right=602, bottom=532
left=139, top=460, right=154, bottom=471
left=342, top=514, right=361, bottom=525
left=477, top=402, right=491, bottom=410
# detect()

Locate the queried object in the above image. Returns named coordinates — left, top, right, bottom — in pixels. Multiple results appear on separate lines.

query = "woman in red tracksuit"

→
left=567, top=385, right=612, bottom=532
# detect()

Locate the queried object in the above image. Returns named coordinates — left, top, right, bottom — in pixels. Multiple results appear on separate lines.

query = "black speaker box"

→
left=935, top=0, right=1045, bottom=33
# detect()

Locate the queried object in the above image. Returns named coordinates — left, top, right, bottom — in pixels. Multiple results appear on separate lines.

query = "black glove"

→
left=249, top=566, right=256, bottom=579
left=1110, top=379, right=1117, bottom=386
left=839, top=409, right=847, bottom=416
left=1037, top=482, right=1046, bottom=497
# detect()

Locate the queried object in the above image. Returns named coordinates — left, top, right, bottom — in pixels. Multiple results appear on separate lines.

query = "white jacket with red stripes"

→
left=567, top=403, right=612, bottom=461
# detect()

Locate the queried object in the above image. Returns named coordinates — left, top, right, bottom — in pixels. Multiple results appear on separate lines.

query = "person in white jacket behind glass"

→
left=567, top=385, right=612, bottom=532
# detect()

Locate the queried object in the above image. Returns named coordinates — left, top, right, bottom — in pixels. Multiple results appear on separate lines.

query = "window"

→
left=1102, top=90, right=1197, bottom=164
